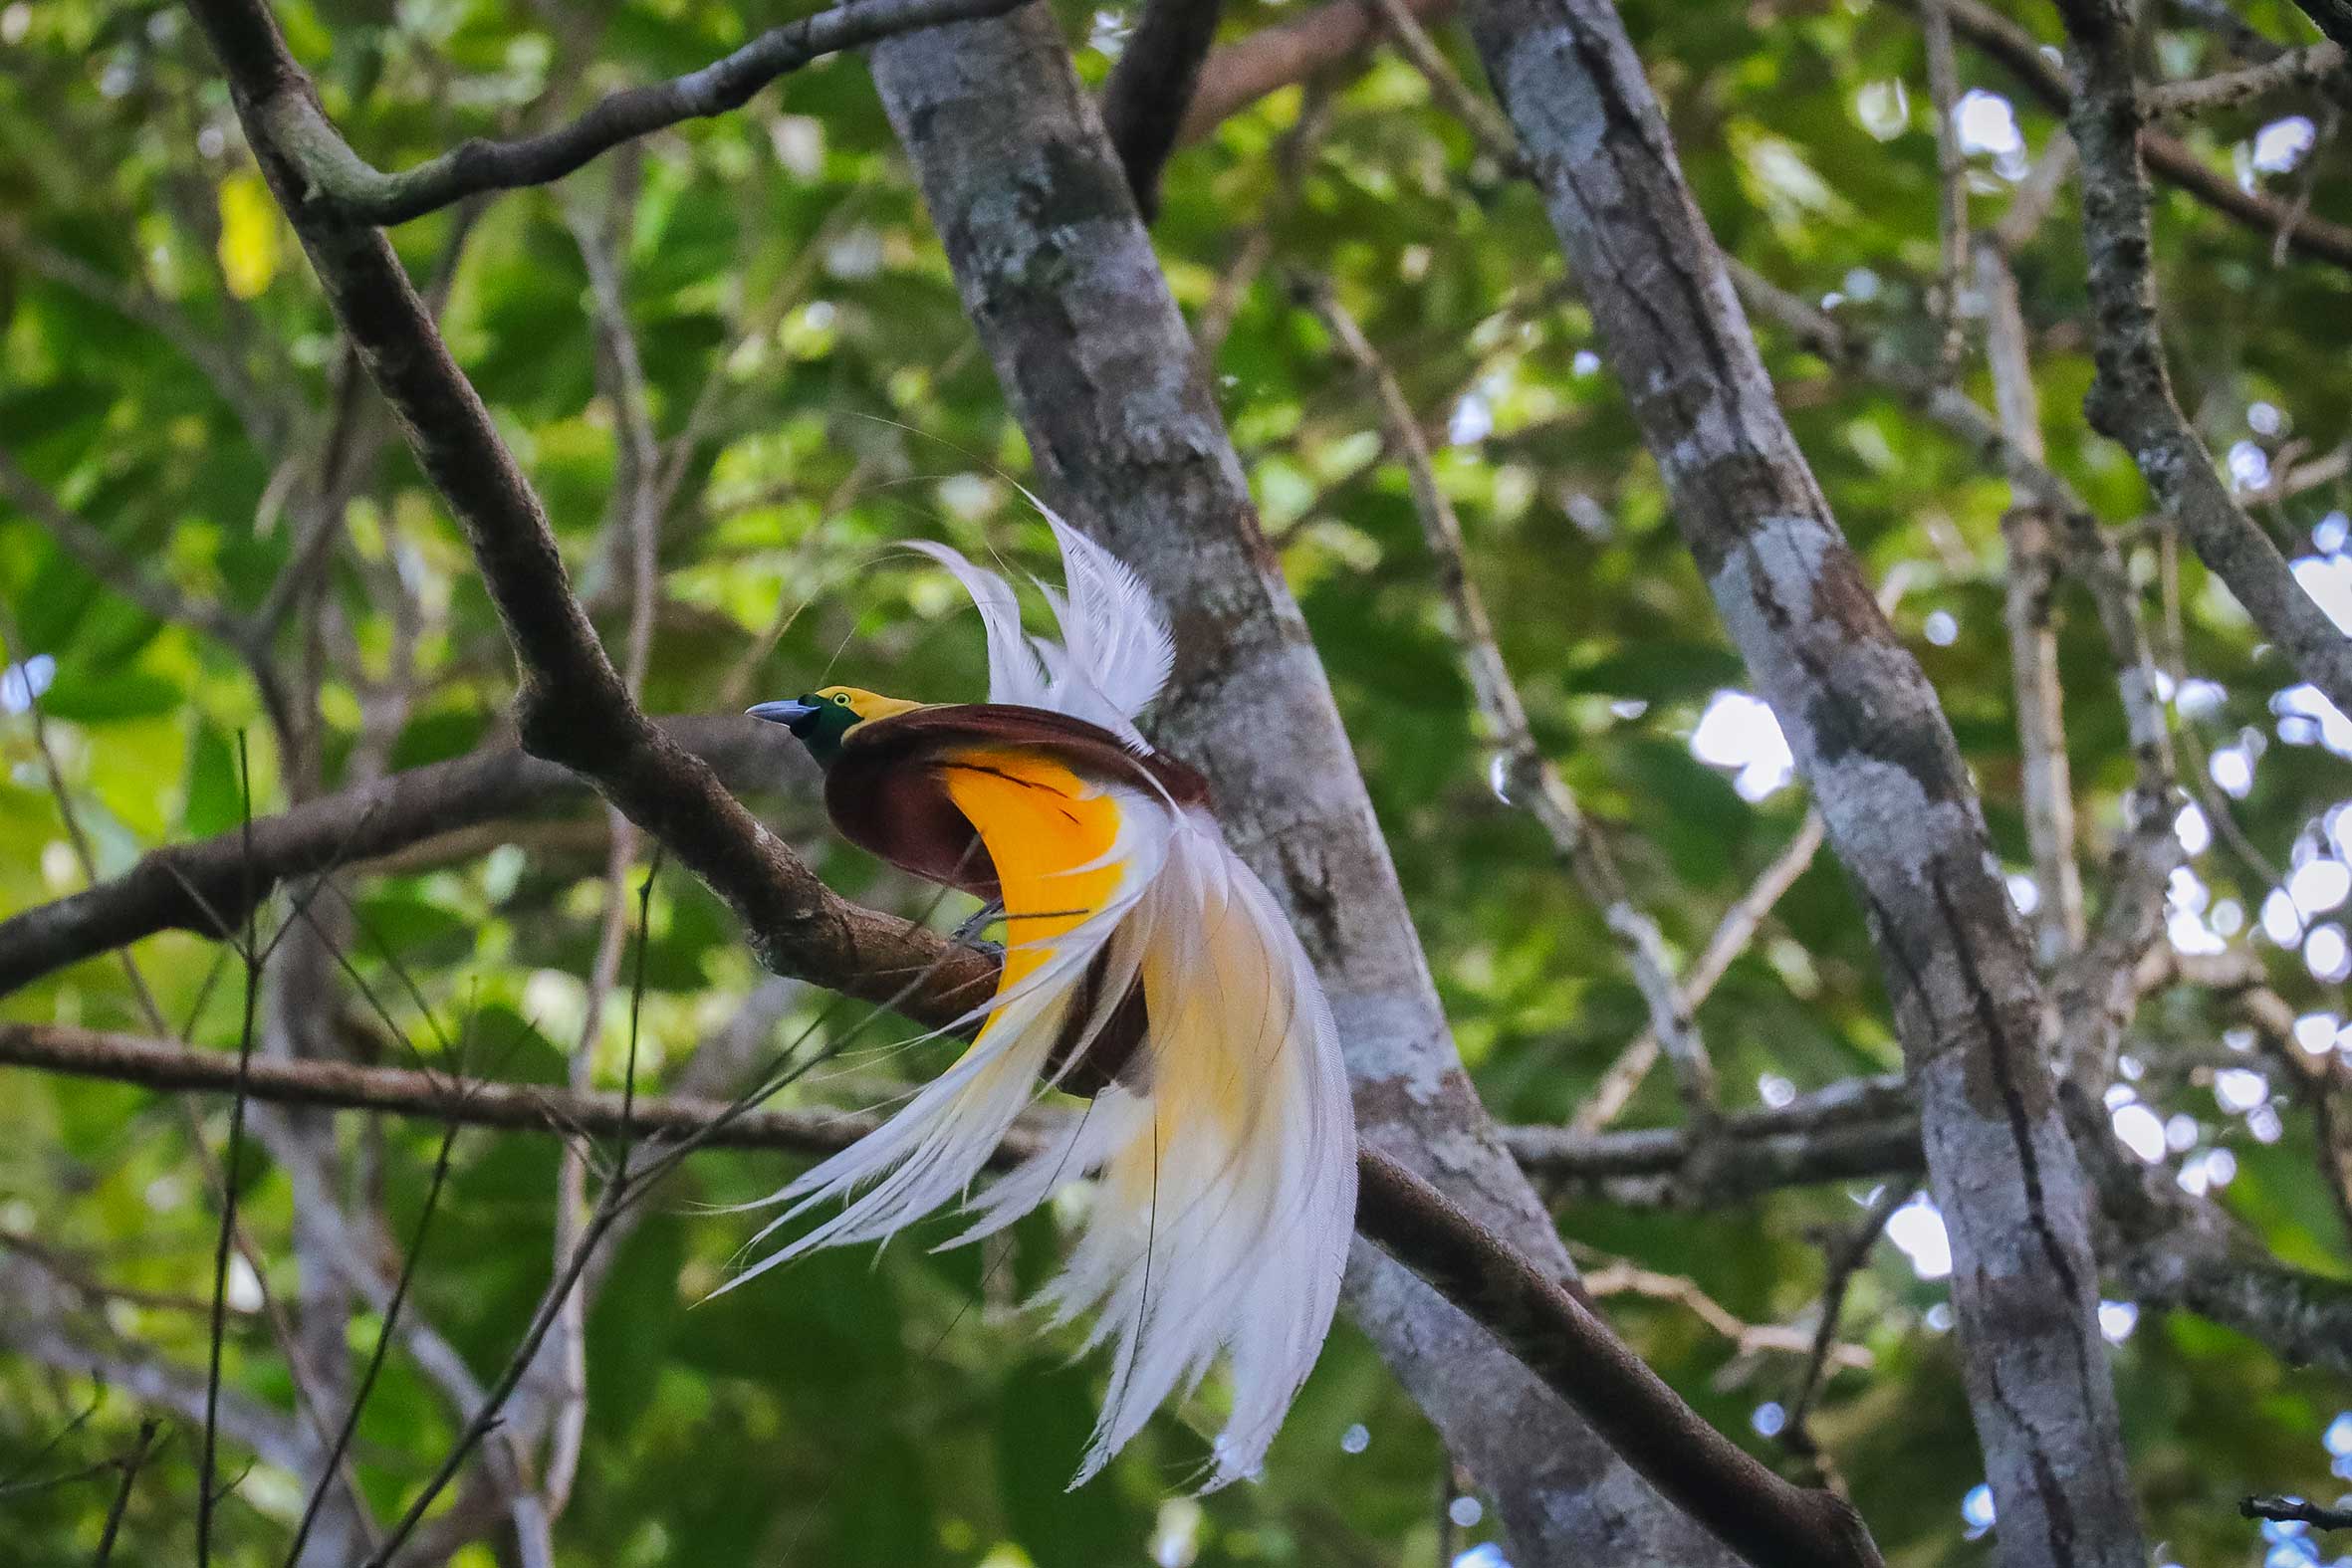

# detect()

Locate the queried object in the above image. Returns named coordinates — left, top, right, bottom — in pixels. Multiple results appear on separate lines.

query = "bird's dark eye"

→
left=833, top=694, right=851, bottom=706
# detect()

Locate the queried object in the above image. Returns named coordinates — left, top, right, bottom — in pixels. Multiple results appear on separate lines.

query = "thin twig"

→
left=1197, top=77, right=1334, bottom=363
left=1365, top=0, right=1526, bottom=170
left=1977, top=240, right=2086, bottom=961
left=92, top=1420, right=163, bottom=1567
left=1572, top=810, right=1826, bottom=1132
left=0, top=1389, right=105, bottom=1491
left=261, top=0, right=1032, bottom=226
left=1781, top=1181, right=1914, bottom=1486
left=1919, top=0, right=1971, bottom=377
left=1307, top=279, right=1718, bottom=1127
left=539, top=174, right=667, bottom=1527
left=196, top=736, right=262, bottom=1568
left=1578, top=1257, right=1875, bottom=1368
left=280, top=1119, right=461, bottom=1567
left=2241, top=1494, right=2352, bottom=1530
left=2055, top=0, right=2352, bottom=719
left=356, top=889, right=982, bottom=1568
left=2147, top=41, right=2345, bottom=116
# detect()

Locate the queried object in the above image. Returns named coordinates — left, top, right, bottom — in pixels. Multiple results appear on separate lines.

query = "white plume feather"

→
left=738, top=514, right=1353, bottom=1490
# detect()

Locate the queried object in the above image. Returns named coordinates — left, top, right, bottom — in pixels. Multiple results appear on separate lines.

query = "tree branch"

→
left=0, top=1020, right=1904, bottom=1191
left=1897, top=0, right=2352, bottom=270
left=17, top=1014, right=2352, bottom=1381
left=1363, top=0, right=1526, bottom=168
left=254, top=0, right=1032, bottom=226
left=1920, top=0, right=1971, bottom=376
left=1573, top=810, right=1827, bottom=1132
left=2242, top=1494, right=2352, bottom=1530
left=1102, top=0, right=1227, bottom=219
left=869, top=12, right=1743, bottom=1558
left=1978, top=240, right=2087, bottom=963
left=2055, top=0, right=2352, bottom=724
left=1461, top=0, right=2149, bottom=1560
left=0, top=718, right=881, bottom=1000
left=1355, top=1151, right=1883, bottom=1568
left=1183, top=0, right=1454, bottom=140
left=2147, top=40, right=2345, bottom=116
left=0, top=1013, right=1880, bottom=1568
left=1310, top=280, right=1718, bottom=1126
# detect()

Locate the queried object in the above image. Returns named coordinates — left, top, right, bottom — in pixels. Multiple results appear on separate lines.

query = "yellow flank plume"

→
left=939, top=747, right=1124, bottom=1021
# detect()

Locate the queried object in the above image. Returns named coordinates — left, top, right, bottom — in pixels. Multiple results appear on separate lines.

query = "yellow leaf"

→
left=215, top=171, right=282, bottom=300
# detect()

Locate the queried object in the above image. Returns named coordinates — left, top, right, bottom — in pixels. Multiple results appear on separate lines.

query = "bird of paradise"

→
left=734, top=515, right=1357, bottom=1489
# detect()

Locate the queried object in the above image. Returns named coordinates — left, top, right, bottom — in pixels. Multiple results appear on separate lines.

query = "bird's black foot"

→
left=951, top=901, right=1005, bottom=957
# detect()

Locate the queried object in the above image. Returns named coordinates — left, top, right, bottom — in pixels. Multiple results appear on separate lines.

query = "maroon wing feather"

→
left=821, top=704, right=1208, bottom=894
left=822, top=705, right=1207, bottom=1095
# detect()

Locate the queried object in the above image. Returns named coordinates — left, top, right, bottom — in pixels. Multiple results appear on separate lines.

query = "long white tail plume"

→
left=738, top=519, right=1355, bottom=1489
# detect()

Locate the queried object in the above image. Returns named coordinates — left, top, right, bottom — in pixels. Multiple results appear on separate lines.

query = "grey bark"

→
left=1979, top=244, right=2088, bottom=964
left=2056, top=0, right=2352, bottom=724
left=867, top=12, right=1736, bottom=1562
left=1456, top=1, right=2148, bottom=1565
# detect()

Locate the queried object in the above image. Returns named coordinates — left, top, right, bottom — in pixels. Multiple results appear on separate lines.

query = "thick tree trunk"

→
left=867, top=11, right=1736, bottom=1562
left=1456, top=1, right=2149, bottom=1564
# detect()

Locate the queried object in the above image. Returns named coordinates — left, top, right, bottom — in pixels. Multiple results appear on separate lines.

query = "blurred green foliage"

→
left=2, top=0, right=2350, bottom=1562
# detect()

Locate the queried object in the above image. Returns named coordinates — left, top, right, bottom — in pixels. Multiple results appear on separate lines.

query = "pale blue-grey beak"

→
left=747, top=699, right=820, bottom=727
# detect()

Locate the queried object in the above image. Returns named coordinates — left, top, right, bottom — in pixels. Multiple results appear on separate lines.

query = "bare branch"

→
left=1311, top=282, right=1718, bottom=1124
left=1900, top=0, right=2352, bottom=270
left=1920, top=0, right=1971, bottom=376
left=280, top=1122, right=459, bottom=1568
left=1578, top=1257, right=1875, bottom=1369
left=2055, top=0, right=2352, bottom=723
left=1102, top=0, right=1227, bottom=219
left=1463, top=0, right=2149, bottom=1555
left=18, top=1014, right=2352, bottom=1383
left=1978, top=242, right=2086, bottom=962
left=538, top=174, right=668, bottom=1528
left=1574, top=811, right=1827, bottom=1133
left=2147, top=41, right=2345, bottom=116
left=0, top=1019, right=1900, bottom=1189
left=196, top=739, right=264, bottom=1568
left=1363, top=0, right=1525, bottom=168
left=92, top=1420, right=163, bottom=1567
left=0, top=718, right=845, bottom=996
left=1781, top=1181, right=1915, bottom=1486
left=258, top=0, right=1030, bottom=226
left=2242, top=1494, right=2352, bottom=1530
left=1356, top=1151, right=1884, bottom=1568
left=1183, top=0, right=1454, bottom=140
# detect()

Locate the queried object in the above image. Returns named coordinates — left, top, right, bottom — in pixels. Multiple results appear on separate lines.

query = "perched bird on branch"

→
left=735, top=515, right=1357, bottom=1488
